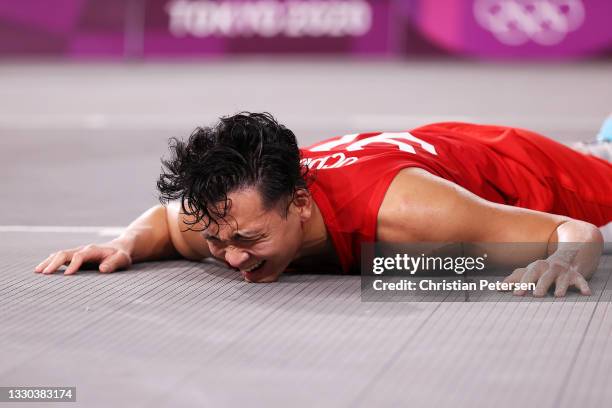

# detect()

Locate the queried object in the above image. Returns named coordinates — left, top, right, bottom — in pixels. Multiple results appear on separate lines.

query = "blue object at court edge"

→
left=597, top=116, right=612, bottom=142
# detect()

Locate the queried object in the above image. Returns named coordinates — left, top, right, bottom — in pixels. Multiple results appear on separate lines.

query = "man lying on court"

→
left=35, top=112, right=612, bottom=297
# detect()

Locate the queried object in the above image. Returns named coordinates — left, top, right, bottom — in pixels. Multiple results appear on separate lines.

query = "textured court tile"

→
left=1, top=232, right=611, bottom=407
left=355, top=256, right=612, bottom=408
left=156, top=279, right=443, bottom=407
left=557, top=256, right=612, bottom=408
left=355, top=300, right=597, bottom=408
left=1, top=234, right=442, bottom=407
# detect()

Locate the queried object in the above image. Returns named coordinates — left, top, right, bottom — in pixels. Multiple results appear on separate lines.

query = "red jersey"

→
left=301, top=122, right=612, bottom=273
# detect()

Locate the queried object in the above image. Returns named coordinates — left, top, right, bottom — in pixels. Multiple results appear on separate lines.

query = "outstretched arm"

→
left=35, top=202, right=211, bottom=275
left=377, top=168, right=603, bottom=297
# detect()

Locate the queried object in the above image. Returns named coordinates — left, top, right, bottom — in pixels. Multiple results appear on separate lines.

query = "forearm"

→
left=548, top=220, right=604, bottom=279
left=111, top=205, right=181, bottom=263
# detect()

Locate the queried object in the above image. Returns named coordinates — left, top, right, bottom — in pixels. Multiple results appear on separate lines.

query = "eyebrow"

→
left=203, top=230, right=262, bottom=241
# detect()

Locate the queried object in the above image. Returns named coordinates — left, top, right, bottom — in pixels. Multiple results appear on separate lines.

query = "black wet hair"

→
left=157, top=112, right=310, bottom=229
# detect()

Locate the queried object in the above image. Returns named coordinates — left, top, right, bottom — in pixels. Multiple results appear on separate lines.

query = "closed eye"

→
left=233, top=236, right=259, bottom=244
left=203, top=233, right=265, bottom=245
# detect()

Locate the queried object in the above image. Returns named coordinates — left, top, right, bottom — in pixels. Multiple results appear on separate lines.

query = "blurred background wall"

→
left=1, top=0, right=612, bottom=59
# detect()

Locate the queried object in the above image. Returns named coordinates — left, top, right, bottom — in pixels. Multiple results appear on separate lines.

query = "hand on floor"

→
left=34, top=241, right=132, bottom=275
left=501, top=253, right=591, bottom=297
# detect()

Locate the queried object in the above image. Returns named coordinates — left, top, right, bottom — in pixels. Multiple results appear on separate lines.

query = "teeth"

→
left=243, top=260, right=264, bottom=272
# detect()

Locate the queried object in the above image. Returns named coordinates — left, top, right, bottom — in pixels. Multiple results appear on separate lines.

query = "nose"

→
left=224, top=247, right=249, bottom=269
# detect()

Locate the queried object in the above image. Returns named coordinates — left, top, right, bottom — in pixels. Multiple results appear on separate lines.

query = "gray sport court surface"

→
left=1, top=61, right=612, bottom=407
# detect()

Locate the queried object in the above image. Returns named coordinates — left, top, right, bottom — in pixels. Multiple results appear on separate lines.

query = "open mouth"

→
left=241, top=260, right=272, bottom=281
left=241, top=260, right=265, bottom=273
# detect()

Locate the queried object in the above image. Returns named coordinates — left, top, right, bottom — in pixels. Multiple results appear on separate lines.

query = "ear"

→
left=290, top=189, right=312, bottom=221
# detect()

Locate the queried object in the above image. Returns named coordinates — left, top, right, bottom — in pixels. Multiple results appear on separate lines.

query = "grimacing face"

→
left=202, top=187, right=312, bottom=283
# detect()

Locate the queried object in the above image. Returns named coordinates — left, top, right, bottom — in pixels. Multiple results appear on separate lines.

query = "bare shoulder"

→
left=166, top=202, right=212, bottom=261
left=376, top=167, right=567, bottom=243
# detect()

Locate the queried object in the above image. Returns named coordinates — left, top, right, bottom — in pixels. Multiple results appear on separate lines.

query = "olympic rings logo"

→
left=473, top=0, right=585, bottom=46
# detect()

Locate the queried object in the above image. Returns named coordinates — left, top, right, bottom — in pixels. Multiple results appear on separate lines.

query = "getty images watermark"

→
left=360, top=242, right=604, bottom=302
left=369, top=251, right=524, bottom=291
